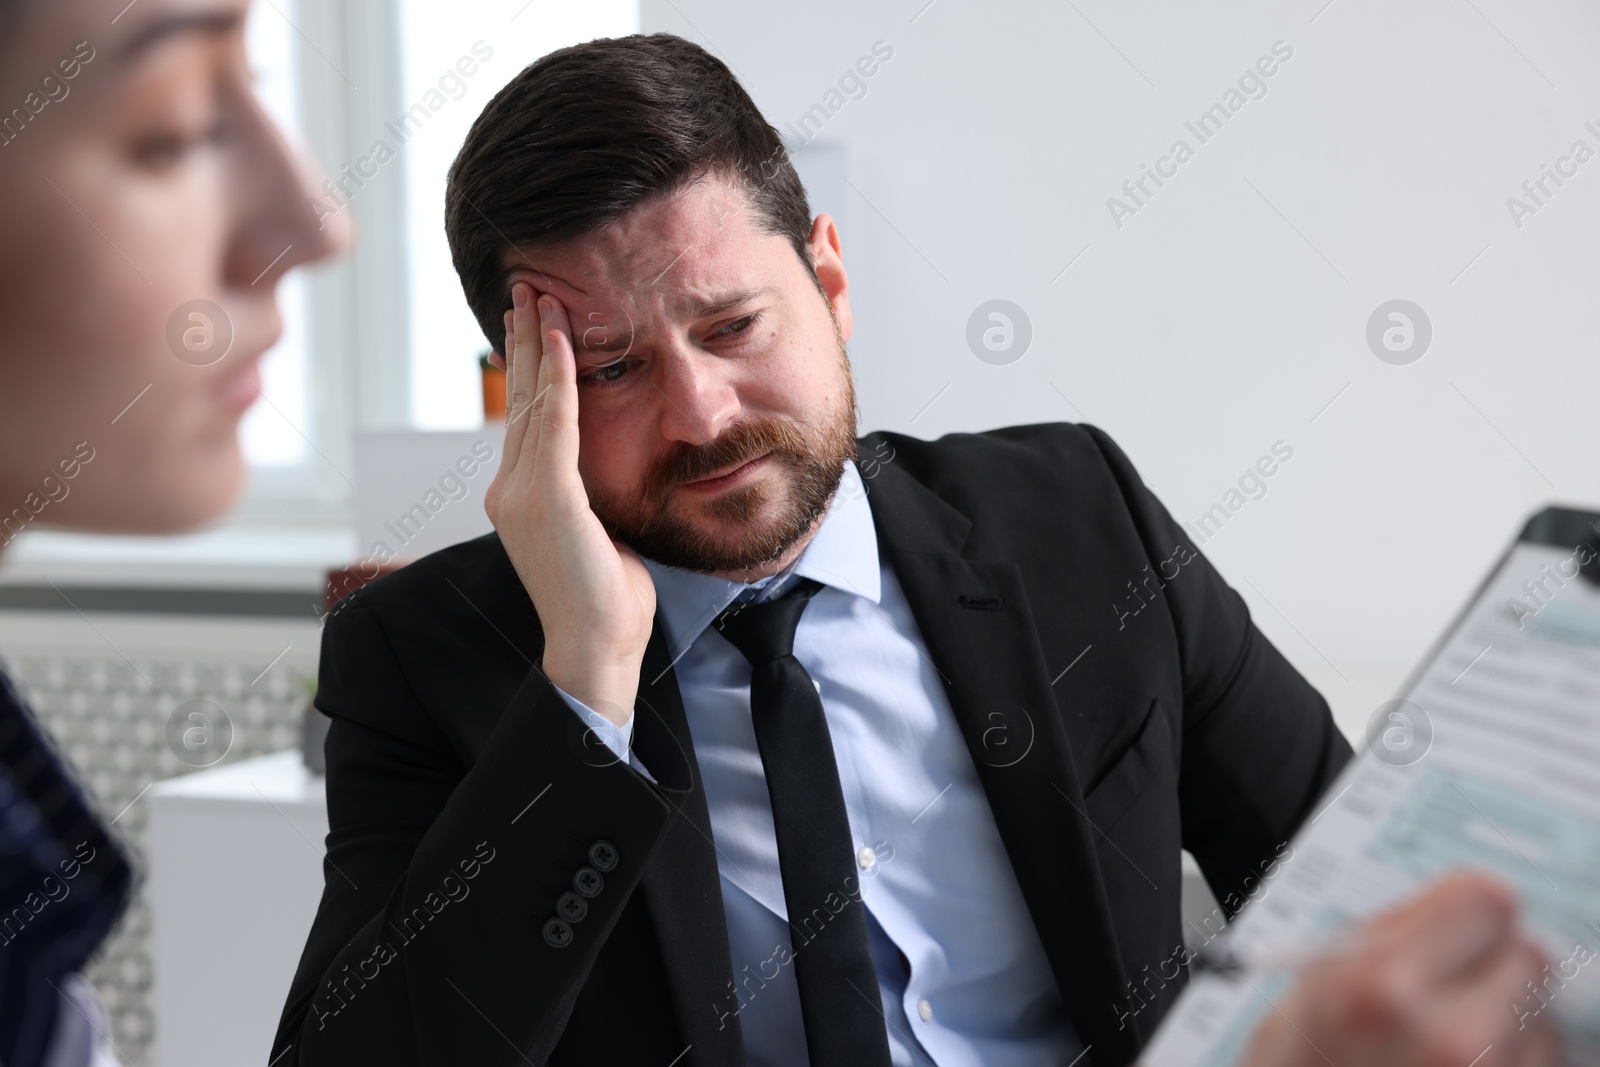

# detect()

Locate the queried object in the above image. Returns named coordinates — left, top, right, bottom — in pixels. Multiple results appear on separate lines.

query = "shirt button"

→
left=857, top=846, right=876, bottom=869
left=917, top=998, right=933, bottom=1022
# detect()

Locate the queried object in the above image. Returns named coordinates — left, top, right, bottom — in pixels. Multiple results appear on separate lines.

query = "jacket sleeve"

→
left=1082, top=425, right=1353, bottom=911
left=270, top=593, right=675, bottom=1066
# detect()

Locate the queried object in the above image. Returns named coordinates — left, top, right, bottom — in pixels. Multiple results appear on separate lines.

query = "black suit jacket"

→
left=272, top=422, right=1351, bottom=1067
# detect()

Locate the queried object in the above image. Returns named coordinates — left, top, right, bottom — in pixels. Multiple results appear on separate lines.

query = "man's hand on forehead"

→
left=507, top=265, right=577, bottom=304
left=512, top=268, right=643, bottom=364
left=480, top=278, right=658, bottom=728
left=494, top=269, right=637, bottom=370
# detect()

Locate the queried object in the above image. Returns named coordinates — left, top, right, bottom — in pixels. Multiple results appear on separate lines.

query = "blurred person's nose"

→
left=224, top=88, right=352, bottom=293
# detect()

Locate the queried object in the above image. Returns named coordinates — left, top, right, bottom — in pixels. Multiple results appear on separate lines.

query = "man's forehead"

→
left=508, top=254, right=763, bottom=319
left=499, top=177, right=780, bottom=309
left=503, top=247, right=781, bottom=335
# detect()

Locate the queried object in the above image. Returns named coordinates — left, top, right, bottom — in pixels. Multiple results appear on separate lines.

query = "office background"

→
left=2, top=1, right=1597, bottom=1063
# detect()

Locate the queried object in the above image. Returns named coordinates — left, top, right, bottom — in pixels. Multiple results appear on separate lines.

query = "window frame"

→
left=231, top=0, right=413, bottom=530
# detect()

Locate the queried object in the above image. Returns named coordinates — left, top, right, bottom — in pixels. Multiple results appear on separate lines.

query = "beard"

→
left=587, top=329, right=859, bottom=574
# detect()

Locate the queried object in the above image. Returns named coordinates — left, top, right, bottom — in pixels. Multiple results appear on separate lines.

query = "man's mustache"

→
left=642, top=417, right=814, bottom=498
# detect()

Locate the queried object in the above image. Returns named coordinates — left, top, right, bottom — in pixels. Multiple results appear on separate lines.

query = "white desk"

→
left=148, top=750, right=327, bottom=1067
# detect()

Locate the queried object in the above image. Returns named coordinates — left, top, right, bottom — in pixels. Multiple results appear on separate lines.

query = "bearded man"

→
left=274, top=32, right=1555, bottom=1067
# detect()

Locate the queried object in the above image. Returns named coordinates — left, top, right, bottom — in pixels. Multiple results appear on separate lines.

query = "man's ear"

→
left=808, top=213, right=853, bottom=343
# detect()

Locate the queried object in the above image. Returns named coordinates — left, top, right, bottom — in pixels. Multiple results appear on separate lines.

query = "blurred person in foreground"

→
left=0, top=0, right=349, bottom=1062
left=270, top=30, right=1560, bottom=1067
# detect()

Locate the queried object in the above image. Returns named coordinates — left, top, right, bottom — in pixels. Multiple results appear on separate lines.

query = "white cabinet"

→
left=149, top=750, right=327, bottom=1067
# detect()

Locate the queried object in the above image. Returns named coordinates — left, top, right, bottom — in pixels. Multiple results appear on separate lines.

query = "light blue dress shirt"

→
left=558, top=460, right=1081, bottom=1066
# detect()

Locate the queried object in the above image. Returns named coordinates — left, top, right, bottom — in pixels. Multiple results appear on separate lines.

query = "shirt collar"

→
left=641, top=459, right=881, bottom=664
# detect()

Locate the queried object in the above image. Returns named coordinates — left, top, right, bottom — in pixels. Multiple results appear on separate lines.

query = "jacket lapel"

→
left=630, top=621, right=747, bottom=1067
left=865, top=456, right=1139, bottom=1066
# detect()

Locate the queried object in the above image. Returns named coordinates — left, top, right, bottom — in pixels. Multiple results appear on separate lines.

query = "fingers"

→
left=512, top=281, right=569, bottom=473
left=533, top=292, right=581, bottom=481
left=489, top=282, right=583, bottom=528
left=1438, top=934, right=1552, bottom=1067
left=1508, top=1011, right=1561, bottom=1067
left=1363, top=872, right=1518, bottom=988
left=1278, top=876, right=1558, bottom=1067
left=1390, top=934, right=1555, bottom=1067
left=498, top=286, right=537, bottom=478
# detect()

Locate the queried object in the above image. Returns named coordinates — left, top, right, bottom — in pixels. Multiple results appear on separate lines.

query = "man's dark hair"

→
left=444, top=33, right=816, bottom=357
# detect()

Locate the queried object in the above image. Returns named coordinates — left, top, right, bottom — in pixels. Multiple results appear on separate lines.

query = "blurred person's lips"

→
left=211, top=331, right=276, bottom=416
left=213, top=358, right=262, bottom=416
left=205, top=299, right=285, bottom=414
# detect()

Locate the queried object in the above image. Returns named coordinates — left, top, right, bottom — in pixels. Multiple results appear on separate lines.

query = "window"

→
left=400, top=1, right=641, bottom=430
left=231, top=0, right=642, bottom=516
left=241, top=0, right=311, bottom=473
left=6, top=1, right=644, bottom=573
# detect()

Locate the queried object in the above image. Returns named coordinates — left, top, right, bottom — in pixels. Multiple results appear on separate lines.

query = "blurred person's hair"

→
left=444, top=33, right=817, bottom=358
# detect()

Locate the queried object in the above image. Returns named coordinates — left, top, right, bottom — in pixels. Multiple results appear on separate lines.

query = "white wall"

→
left=641, top=0, right=1600, bottom=737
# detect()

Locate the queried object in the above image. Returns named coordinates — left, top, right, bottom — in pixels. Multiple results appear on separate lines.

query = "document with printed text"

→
left=1145, top=538, right=1600, bottom=1067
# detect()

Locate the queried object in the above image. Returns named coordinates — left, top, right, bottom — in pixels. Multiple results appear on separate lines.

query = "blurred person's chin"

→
left=50, top=414, right=249, bottom=536
left=110, top=453, right=245, bottom=535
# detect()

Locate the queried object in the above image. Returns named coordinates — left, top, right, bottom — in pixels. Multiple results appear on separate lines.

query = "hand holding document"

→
left=1233, top=872, right=1556, bottom=1067
left=1146, top=517, right=1600, bottom=1067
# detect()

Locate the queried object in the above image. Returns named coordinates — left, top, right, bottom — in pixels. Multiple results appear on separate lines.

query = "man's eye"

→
left=582, top=360, right=634, bottom=386
left=716, top=312, right=762, bottom=338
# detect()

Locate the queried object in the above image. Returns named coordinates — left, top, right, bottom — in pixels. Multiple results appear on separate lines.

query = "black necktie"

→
left=714, top=578, right=894, bottom=1066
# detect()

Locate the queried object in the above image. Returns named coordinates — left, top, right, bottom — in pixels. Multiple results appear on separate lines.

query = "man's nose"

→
left=654, top=345, right=742, bottom=448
